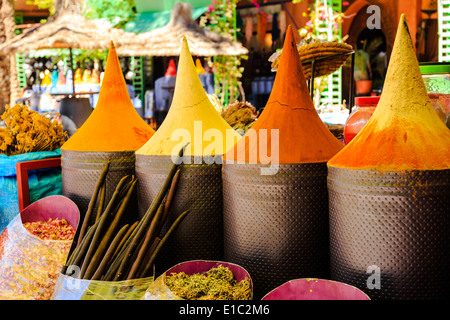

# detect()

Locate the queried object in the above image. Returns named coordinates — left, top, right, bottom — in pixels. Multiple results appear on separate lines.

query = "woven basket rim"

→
left=270, top=40, right=353, bottom=79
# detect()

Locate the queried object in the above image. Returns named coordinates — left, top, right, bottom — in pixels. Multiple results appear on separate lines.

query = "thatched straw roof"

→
left=116, top=2, right=249, bottom=57
left=0, top=0, right=141, bottom=54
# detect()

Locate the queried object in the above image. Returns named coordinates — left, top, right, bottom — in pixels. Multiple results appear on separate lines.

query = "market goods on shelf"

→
left=327, top=14, right=450, bottom=300
left=222, top=25, right=343, bottom=300
left=60, top=41, right=155, bottom=224
left=135, top=37, right=240, bottom=275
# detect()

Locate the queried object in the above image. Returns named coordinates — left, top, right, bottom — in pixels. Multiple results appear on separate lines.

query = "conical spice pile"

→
left=222, top=25, right=343, bottom=299
left=327, top=14, right=450, bottom=300
left=135, top=37, right=240, bottom=274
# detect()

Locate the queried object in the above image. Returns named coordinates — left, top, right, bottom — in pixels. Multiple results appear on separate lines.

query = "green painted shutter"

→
left=439, top=0, right=450, bottom=62
left=314, top=0, right=343, bottom=106
left=14, top=12, right=27, bottom=89
left=130, top=56, right=145, bottom=106
left=15, top=53, right=27, bottom=89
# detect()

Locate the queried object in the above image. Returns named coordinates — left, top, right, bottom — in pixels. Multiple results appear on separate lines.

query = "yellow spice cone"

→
left=136, top=37, right=240, bottom=157
left=328, top=14, right=450, bottom=171
left=62, top=41, right=155, bottom=152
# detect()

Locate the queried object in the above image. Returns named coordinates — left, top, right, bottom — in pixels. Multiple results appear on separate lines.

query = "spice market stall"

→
left=0, top=0, right=155, bottom=226
left=1, top=0, right=449, bottom=303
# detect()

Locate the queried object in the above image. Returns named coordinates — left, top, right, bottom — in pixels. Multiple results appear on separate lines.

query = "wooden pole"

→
left=69, top=47, right=75, bottom=95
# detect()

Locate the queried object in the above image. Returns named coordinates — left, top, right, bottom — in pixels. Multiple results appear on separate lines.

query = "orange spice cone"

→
left=60, top=41, right=154, bottom=226
left=327, top=14, right=450, bottom=300
left=225, top=25, right=343, bottom=164
left=62, top=41, right=154, bottom=152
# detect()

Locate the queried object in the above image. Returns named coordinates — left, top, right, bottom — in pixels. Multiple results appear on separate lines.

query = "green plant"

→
left=84, top=0, right=137, bottom=28
left=354, top=49, right=371, bottom=81
left=199, top=0, right=247, bottom=106
left=26, top=0, right=56, bottom=15
left=297, top=0, right=344, bottom=107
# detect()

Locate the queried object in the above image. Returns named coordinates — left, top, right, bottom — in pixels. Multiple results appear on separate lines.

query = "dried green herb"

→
left=221, top=100, right=257, bottom=132
left=164, top=265, right=252, bottom=300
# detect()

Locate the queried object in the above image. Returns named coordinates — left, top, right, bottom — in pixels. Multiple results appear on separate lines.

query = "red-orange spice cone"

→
left=327, top=14, right=450, bottom=300
left=61, top=41, right=154, bottom=226
left=222, top=25, right=344, bottom=299
left=224, top=31, right=343, bottom=164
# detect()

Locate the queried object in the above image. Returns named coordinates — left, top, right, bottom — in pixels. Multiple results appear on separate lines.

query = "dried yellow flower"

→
left=0, top=102, right=67, bottom=156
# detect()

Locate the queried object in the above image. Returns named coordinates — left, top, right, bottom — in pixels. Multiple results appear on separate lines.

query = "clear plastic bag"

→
left=51, top=273, right=154, bottom=300
left=0, top=196, right=79, bottom=300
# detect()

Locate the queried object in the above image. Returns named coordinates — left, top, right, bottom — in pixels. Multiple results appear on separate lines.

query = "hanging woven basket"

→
left=269, top=39, right=353, bottom=79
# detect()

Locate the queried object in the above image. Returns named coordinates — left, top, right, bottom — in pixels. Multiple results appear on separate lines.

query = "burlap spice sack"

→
left=327, top=14, right=450, bottom=300
left=222, top=26, right=344, bottom=299
left=135, top=37, right=241, bottom=275
left=61, top=42, right=154, bottom=229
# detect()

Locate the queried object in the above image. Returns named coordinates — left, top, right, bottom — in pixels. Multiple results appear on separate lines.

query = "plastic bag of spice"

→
left=142, top=260, right=253, bottom=300
left=51, top=273, right=154, bottom=300
left=0, top=195, right=79, bottom=300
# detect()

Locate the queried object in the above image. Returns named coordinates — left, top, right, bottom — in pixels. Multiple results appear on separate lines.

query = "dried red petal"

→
left=23, top=218, right=75, bottom=241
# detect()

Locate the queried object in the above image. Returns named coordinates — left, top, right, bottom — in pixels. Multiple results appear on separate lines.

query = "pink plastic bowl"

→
left=20, top=195, right=80, bottom=230
left=262, top=278, right=370, bottom=300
